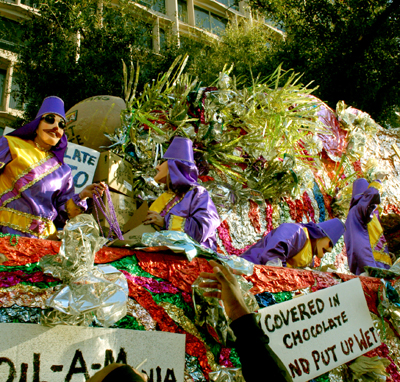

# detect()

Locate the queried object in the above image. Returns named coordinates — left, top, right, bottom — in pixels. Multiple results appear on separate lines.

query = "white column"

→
left=187, top=0, right=194, bottom=26
left=166, top=0, right=180, bottom=38
left=4, top=63, right=13, bottom=112
left=153, top=18, right=160, bottom=53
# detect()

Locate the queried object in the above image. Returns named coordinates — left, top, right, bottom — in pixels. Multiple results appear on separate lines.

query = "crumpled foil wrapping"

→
left=141, top=231, right=217, bottom=261
left=377, top=279, right=400, bottom=333
left=0, top=285, right=54, bottom=308
left=185, top=354, right=207, bottom=382
left=126, top=298, right=157, bottom=331
left=389, top=256, right=400, bottom=275
left=209, top=367, right=244, bottom=382
left=348, top=356, right=390, bottom=381
left=192, top=275, right=259, bottom=346
left=40, top=215, right=128, bottom=327
left=0, top=305, right=43, bottom=323
left=216, top=254, right=254, bottom=276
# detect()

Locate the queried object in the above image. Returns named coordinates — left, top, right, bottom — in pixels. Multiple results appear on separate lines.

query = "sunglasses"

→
left=41, top=114, right=66, bottom=130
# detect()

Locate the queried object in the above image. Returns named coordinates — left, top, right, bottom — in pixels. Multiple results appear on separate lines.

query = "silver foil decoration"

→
left=377, top=279, right=400, bottom=331
left=40, top=215, right=128, bottom=327
left=140, top=231, right=217, bottom=261
left=0, top=305, right=43, bottom=324
left=209, top=368, right=244, bottom=382
left=192, top=274, right=259, bottom=346
left=217, top=254, right=254, bottom=276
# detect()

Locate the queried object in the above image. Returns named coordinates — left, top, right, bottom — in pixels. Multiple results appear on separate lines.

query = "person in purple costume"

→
left=143, top=136, right=220, bottom=251
left=240, top=218, right=345, bottom=268
left=0, top=96, right=105, bottom=240
left=344, top=177, right=392, bottom=275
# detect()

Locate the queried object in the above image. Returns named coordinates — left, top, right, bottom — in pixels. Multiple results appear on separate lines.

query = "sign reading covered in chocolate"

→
left=258, top=278, right=379, bottom=381
left=0, top=323, right=185, bottom=382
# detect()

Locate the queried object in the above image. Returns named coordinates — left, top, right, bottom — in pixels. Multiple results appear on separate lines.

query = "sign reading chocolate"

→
left=0, top=324, right=185, bottom=382
left=64, top=142, right=100, bottom=194
left=258, top=278, right=379, bottom=382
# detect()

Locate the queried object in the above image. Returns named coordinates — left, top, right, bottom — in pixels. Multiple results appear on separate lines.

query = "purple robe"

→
left=163, top=185, right=220, bottom=251
left=0, top=136, right=86, bottom=238
left=150, top=157, right=220, bottom=251
left=344, top=182, right=390, bottom=275
left=241, top=223, right=310, bottom=266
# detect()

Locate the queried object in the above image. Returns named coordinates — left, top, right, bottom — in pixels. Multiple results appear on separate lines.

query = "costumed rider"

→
left=143, top=136, right=220, bottom=251
left=240, top=218, right=345, bottom=268
left=344, top=177, right=392, bottom=275
left=0, top=96, right=105, bottom=239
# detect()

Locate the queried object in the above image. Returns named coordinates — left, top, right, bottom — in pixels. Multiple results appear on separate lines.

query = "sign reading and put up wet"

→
left=0, top=324, right=185, bottom=382
left=258, top=278, right=380, bottom=382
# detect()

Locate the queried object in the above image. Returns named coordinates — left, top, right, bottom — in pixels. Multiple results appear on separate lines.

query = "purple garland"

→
left=93, top=185, right=124, bottom=240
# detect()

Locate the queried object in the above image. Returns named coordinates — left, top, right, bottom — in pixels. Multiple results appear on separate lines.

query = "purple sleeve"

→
left=344, top=185, right=383, bottom=275
left=53, top=165, right=87, bottom=226
left=0, top=137, right=12, bottom=174
left=183, top=187, right=220, bottom=250
left=165, top=186, right=220, bottom=251
left=241, top=224, right=307, bottom=266
left=354, top=187, right=380, bottom=224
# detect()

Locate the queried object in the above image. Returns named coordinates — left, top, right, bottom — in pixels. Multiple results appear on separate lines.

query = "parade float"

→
left=0, top=56, right=399, bottom=381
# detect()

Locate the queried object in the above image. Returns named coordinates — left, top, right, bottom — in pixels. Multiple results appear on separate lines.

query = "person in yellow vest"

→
left=143, top=137, right=220, bottom=251
left=344, top=177, right=392, bottom=275
left=0, top=96, right=105, bottom=239
left=240, top=218, right=345, bottom=267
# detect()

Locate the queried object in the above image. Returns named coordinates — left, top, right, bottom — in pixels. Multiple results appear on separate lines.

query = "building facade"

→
left=0, top=0, right=283, bottom=132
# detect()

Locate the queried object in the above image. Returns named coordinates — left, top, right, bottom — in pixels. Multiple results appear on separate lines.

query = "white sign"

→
left=0, top=323, right=185, bottom=382
left=259, top=278, right=380, bottom=382
left=64, top=142, right=100, bottom=193
left=3, top=127, right=99, bottom=194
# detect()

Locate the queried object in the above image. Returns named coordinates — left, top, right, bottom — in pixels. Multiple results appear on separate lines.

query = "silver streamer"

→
left=192, top=274, right=258, bottom=346
left=209, top=368, right=244, bottom=382
left=140, top=231, right=217, bottom=261
left=40, top=215, right=128, bottom=327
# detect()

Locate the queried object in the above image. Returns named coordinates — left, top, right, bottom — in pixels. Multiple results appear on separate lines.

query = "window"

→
left=195, top=6, right=211, bottom=30
left=194, top=6, right=227, bottom=35
left=20, top=0, right=39, bottom=6
left=9, top=75, right=23, bottom=111
left=0, top=17, right=23, bottom=52
left=160, top=28, right=166, bottom=50
left=178, top=0, right=188, bottom=23
left=0, top=70, right=6, bottom=108
left=139, top=0, right=165, bottom=14
left=136, top=23, right=153, bottom=49
left=215, top=0, right=238, bottom=11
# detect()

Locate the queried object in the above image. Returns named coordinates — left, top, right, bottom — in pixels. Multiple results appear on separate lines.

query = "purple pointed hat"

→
left=317, top=218, right=345, bottom=246
left=163, top=137, right=195, bottom=163
left=351, top=178, right=369, bottom=198
left=349, top=178, right=370, bottom=209
left=35, top=96, right=66, bottom=120
left=7, top=96, right=68, bottom=164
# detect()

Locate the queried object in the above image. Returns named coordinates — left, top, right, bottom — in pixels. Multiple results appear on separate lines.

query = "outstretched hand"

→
left=79, top=182, right=107, bottom=200
left=199, top=260, right=250, bottom=322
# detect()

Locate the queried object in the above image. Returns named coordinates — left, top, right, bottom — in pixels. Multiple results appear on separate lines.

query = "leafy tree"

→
left=181, top=19, right=283, bottom=86
left=245, top=0, right=400, bottom=126
left=12, top=0, right=180, bottom=124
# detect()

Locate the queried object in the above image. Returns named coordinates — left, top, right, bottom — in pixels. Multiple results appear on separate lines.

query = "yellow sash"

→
left=149, top=192, right=176, bottom=213
left=0, top=137, right=53, bottom=200
left=286, top=227, right=313, bottom=268
left=0, top=137, right=59, bottom=238
left=149, top=192, right=186, bottom=231
left=368, top=215, right=392, bottom=266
